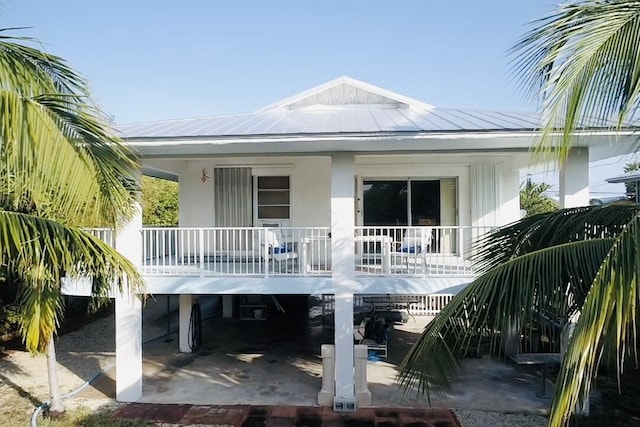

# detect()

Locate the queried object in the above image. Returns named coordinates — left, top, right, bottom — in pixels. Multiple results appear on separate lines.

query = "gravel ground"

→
left=0, top=297, right=550, bottom=426
left=455, top=410, right=547, bottom=427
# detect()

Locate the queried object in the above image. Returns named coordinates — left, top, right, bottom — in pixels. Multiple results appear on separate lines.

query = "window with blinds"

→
left=255, top=176, right=290, bottom=223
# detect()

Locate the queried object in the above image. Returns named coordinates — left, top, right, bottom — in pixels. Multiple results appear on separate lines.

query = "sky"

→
left=5, top=1, right=636, bottom=196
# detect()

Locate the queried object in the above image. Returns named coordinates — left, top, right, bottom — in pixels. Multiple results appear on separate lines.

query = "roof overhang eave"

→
left=123, top=127, right=640, bottom=146
left=607, top=172, right=640, bottom=184
left=124, top=129, right=540, bottom=146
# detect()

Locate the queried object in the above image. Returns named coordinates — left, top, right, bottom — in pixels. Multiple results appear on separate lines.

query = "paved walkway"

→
left=113, top=403, right=461, bottom=426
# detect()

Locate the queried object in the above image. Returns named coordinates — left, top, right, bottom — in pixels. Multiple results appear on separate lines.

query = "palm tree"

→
left=0, top=29, right=144, bottom=414
left=520, top=180, right=559, bottom=217
left=398, top=2, right=640, bottom=426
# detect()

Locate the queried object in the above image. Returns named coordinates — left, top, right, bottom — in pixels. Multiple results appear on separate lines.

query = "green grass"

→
left=0, top=403, right=154, bottom=427
left=36, top=407, right=154, bottom=427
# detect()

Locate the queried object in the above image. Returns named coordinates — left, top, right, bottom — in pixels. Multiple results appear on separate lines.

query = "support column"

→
left=330, top=153, right=357, bottom=410
left=501, top=165, right=522, bottom=224
left=558, top=149, right=591, bottom=413
left=179, top=294, right=195, bottom=353
left=115, top=202, right=143, bottom=402
left=559, top=148, right=589, bottom=208
left=561, top=313, right=590, bottom=415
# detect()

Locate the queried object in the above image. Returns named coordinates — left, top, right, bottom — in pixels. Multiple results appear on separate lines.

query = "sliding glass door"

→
left=362, top=181, right=408, bottom=226
left=363, top=179, right=448, bottom=226
left=362, top=178, right=458, bottom=254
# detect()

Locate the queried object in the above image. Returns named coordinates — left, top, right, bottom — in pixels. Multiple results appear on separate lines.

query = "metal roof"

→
left=117, top=76, right=622, bottom=140
left=119, top=107, right=546, bottom=139
left=607, top=170, right=640, bottom=184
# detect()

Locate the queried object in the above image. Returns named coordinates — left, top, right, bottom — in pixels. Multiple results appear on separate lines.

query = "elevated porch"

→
left=139, top=225, right=492, bottom=279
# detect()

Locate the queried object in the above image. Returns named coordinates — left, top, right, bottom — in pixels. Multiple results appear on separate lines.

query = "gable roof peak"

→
left=258, top=76, right=434, bottom=112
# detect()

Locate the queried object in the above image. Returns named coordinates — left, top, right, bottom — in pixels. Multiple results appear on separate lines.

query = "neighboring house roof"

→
left=119, top=76, right=545, bottom=139
left=606, top=170, right=640, bottom=184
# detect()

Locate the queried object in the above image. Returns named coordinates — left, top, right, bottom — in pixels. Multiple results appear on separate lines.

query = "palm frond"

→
left=0, top=90, right=101, bottom=219
left=474, top=205, right=640, bottom=272
left=0, top=29, right=139, bottom=228
left=15, top=262, right=63, bottom=353
left=511, top=1, right=640, bottom=161
left=549, top=212, right=640, bottom=426
left=398, top=237, right=616, bottom=402
left=0, top=210, right=145, bottom=353
left=33, top=94, right=139, bottom=225
left=0, top=34, right=89, bottom=97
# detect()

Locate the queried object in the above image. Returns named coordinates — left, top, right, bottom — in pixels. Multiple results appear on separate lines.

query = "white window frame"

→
left=358, top=177, right=458, bottom=226
left=253, top=175, right=291, bottom=227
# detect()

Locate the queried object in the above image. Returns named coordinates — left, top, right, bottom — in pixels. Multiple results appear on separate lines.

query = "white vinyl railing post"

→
left=140, top=229, right=147, bottom=271
left=301, top=236, right=309, bottom=276
left=134, top=225, right=484, bottom=278
left=263, top=228, right=270, bottom=278
left=198, top=229, right=205, bottom=276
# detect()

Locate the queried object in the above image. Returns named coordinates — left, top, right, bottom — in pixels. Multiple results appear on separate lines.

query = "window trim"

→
left=359, top=177, right=458, bottom=226
left=253, top=175, right=291, bottom=227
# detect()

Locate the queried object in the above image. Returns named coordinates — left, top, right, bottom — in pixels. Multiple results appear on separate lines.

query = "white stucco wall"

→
left=177, top=156, right=332, bottom=227
left=164, top=152, right=524, bottom=229
left=179, top=161, right=215, bottom=227
left=290, top=157, right=331, bottom=227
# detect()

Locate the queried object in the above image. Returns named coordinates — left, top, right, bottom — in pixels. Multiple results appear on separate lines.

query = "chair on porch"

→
left=391, top=227, right=433, bottom=274
left=262, top=228, right=298, bottom=272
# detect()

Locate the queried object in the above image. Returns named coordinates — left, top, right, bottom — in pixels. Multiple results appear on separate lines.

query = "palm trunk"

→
left=46, top=333, right=65, bottom=416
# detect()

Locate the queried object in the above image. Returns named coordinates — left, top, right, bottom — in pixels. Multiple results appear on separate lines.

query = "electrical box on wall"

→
left=333, top=397, right=356, bottom=412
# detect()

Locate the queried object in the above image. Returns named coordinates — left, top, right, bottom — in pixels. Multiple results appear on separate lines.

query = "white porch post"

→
left=559, top=149, right=590, bottom=414
left=559, top=148, right=589, bottom=208
left=115, top=202, right=143, bottom=402
left=501, top=166, right=522, bottom=224
left=330, top=153, right=357, bottom=409
left=179, top=294, right=195, bottom=353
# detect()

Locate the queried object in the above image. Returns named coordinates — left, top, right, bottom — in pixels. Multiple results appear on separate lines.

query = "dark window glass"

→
left=363, top=181, right=408, bottom=226
left=258, top=176, right=289, bottom=189
left=410, top=180, right=440, bottom=226
left=258, top=206, right=290, bottom=219
left=257, top=191, right=290, bottom=205
left=363, top=179, right=441, bottom=226
left=257, top=176, right=290, bottom=219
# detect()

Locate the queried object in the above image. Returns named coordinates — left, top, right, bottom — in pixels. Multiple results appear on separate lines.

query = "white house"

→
left=62, top=76, right=635, bottom=408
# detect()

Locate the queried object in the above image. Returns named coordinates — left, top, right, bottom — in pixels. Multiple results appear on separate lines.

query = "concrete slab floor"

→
left=135, top=297, right=553, bottom=415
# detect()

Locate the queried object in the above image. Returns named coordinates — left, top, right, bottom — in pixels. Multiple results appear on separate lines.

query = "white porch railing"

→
left=403, top=294, right=455, bottom=316
left=355, top=226, right=494, bottom=276
left=86, top=228, right=115, bottom=247
left=87, top=225, right=494, bottom=278
left=141, top=227, right=331, bottom=277
left=349, top=294, right=455, bottom=316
